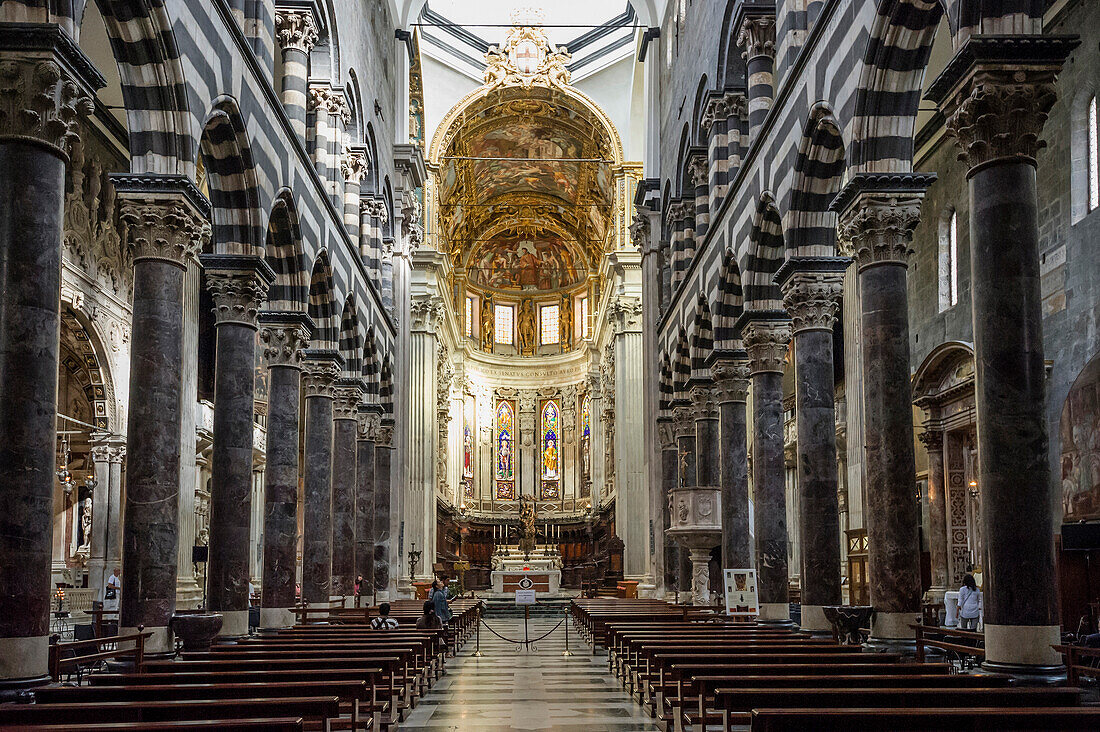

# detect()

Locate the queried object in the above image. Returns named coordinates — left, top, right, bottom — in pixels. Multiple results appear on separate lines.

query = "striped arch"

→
left=338, top=296, right=362, bottom=379
left=378, top=353, right=394, bottom=416
left=264, top=191, right=309, bottom=312
left=950, top=0, right=1043, bottom=45
left=713, top=248, right=744, bottom=352
left=689, top=295, right=714, bottom=383
left=307, top=251, right=338, bottom=350
left=199, top=98, right=264, bottom=256
left=2, top=0, right=78, bottom=33
left=672, top=328, right=691, bottom=402
left=658, top=352, right=674, bottom=421
left=83, top=1, right=195, bottom=175
left=786, top=103, right=846, bottom=257
left=742, top=192, right=785, bottom=311
left=362, top=326, right=380, bottom=400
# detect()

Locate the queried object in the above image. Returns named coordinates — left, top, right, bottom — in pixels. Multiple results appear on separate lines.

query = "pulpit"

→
left=665, top=484, right=722, bottom=605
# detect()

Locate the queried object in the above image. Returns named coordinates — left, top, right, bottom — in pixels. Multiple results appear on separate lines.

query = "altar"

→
left=490, top=546, right=562, bottom=596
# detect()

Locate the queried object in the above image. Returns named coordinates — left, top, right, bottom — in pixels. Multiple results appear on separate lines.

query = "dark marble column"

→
left=692, top=383, right=720, bottom=489
left=273, top=9, right=318, bottom=139
left=301, top=351, right=341, bottom=605
left=712, top=357, right=753, bottom=569
left=777, top=259, right=847, bottom=633
left=0, top=28, right=99, bottom=685
left=374, top=420, right=395, bottom=599
left=928, top=36, right=1078, bottom=672
left=331, top=379, right=364, bottom=599
left=258, top=312, right=311, bottom=629
left=735, top=4, right=776, bottom=141
left=919, top=429, right=949, bottom=602
left=658, top=419, right=679, bottom=598
left=670, top=402, right=696, bottom=602
left=202, top=256, right=273, bottom=638
left=833, top=173, right=934, bottom=645
left=355, top=408, right=381, bottom=603
left=740, top=315, right=792, bottom=624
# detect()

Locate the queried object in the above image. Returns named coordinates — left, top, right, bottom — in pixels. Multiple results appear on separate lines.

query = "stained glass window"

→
left=465, top=297, right=473, bottom=338
left=581, top=393, right=591, bottom=478
left=541, top=481, right=559, bottom=500
left=541, top=400, right=559, bottom=481
left=496, top=400, right=515, bottom=500
left=494, top=304, right=513, bottom=345
left=540, top=304, right=560, bottom=345
left=579, top=296, right=589, bottom=339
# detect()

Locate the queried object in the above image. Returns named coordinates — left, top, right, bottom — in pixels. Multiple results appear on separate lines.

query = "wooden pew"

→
left=748, top=707, right=1100, bottom=732
left=0, top=720, right=304, bottom=732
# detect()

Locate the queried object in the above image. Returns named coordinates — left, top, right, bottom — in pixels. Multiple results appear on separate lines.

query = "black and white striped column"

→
left=361, top=197, right=386, bottom=283
left=703, top=94, right=730, bottom=215
left=666, top=200, right=687, bottom=292
left=688, top=148, right=709, bottom=240
left=342, top=149, right=368, bottom=241
left=309, top=85, right=335, bottom=186
left=680, top=200, right=697, bottom=282
left=724, top=90, right=748, bottom=182
left=330, top=93, right=350, bottom=206
left=274, top=10, right=317, bottom=139
left=737, top=6, right=776, bottom=142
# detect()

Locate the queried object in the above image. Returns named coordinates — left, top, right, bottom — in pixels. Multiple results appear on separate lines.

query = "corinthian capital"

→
left=375, top=421, right=395, bottom=448
left=357, top=410, right=381, bottom=440
left=410, top=295, right=445, bottom=332
left=918, top=428, right=943, bottom=452
left=608, top=296, right=642, bottom=334
left=362, top=197, right=388, bottom=224
left=258, top=314, right=311, bottom=369
left=666, top=199, right=693, bottom=227
left=702, top=95, right=730, bottom=131
left=690, top=383, right=719, bottom=421
left=333, top=380, right=364, bottom=420
left=925, top=36, right=1078, bottom=171
left=309, top=85, right=340, bottom=115
left=831, top=173, right=936, bottom=271
left=301, top=353, right=341, bottom=399
left=777, top=261, right=846, bottom=334
left=672, top=403, right=695, bottom=440
left=0, top=24, right=104, bottom=161
left=201, top=255, right=275, bottom=328
left=711, top=357, right=750, bottom=404
left=741, top=316, right=792, bottom=375
left=657, top=419, right=677, bottom=451
left=737, top=14, right=776, bottom=61
left=342, top=150, right=369, bottom=185
left=275, top=10, right=319, bottom=54
left=117, top=200, right=207, bottom=267
left=688, top=152, right=709, bottom=188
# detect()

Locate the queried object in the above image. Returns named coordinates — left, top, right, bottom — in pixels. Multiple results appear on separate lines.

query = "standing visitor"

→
left=103, top=567, right=120, bottom=613
left=430, top=578, right=453, bottom=625
left=958, top=573, right=982, bottom=630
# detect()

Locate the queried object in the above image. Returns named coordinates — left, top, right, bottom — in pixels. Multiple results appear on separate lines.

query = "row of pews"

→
left=0, top=599, right=480, bottom=731
left=571, top=599, right=1100, bottom=732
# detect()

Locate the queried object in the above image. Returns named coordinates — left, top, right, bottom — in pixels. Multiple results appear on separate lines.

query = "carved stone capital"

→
left=780, top=269, right=844, bottom=333
left=258, top=319, right=311, bottom=369
left=687, top=152, right=709, bottom=188
left=301, top=354, right=341, bottom=399
left=608, top=296, right=642, bottom=335
left=702, top=95, right=730, bottom=130
left=737, top=14, right=776, bottom=61
left=0, top=23, right=104, bottom=162
left=90, top=435, right=126, bottom=464
left=741, top=318, right=792, bottom=375
left=309, top=85, right=342, bottom=116
left=410, top=295, right=445, bottom=332
left=723, top=91, right=748, bottom=119
left=362, top=197, right=388, bottom=224
left=628, top=211, right=649, bottom=251
left=117, top=198, right=208, bottom=268
left=918, top=428, right=943, bottom=452
left=357, top=410, right=381, bottom=440
left=925, top=36, right=1078, bottom=172
left=274, top=10, right=319, bottom=54
left=342, top=150, right=369, bottom=185
left=672, top=404, right=695, bottom=440
left=657, top=419, right=677, bottom=451
left=690, top=383, right=719, bottom=421
left=666, top=200, right=693, bottom=227
left=333, top=380, right=364, bottom=420
left=711, top=358, right=750, bottom=404
left=201, top=256, right=274, bottom=328
left=375, top=421, right=395, bottom=448
left=836, top=194, right=923, bottom=269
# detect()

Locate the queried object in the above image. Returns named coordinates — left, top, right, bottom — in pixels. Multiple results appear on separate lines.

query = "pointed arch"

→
left=787, top=103, right=846, bottom=256
left=379, top=352, right=394, bottom=416
left=199, top=97, right=264, bottom=255
left=716, top=0, right=748, bottom=89
left=742, top=192, right=785, bottom=311
left=264, top=190, right=309, bottom=312
left=689, top=295, right=714, bottom=382
left=672, top=327, right=691, bottom=402
left=338, top=296, right=362, bottom=379
left=307, top=251, right=338, bottom=350
left=362, top=325, right=380, bottom=400
left=692, top=75, right=711, bottom=145
left=714, top=248, right=744, bottom=352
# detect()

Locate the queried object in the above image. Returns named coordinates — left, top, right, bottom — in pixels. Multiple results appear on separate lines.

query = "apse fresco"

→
left=1062, top=356, right=1100, bottom=521
left=469, top=235, right=583, bottom=291
left=469, top=124, right=583, bottom=201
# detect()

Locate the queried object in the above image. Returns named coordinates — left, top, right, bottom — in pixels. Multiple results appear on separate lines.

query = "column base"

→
left=0, top=636, right=48, bottom=693
left=864, top=611, right=919, bottom=654
left=984, top=623, right=1062, bottom=670
left=757, top=602, right=793, bottom=626
left=214, top=609, right=249, bottom=639
left=121, top=624, right=173, bottom=656
left=260, top=607, right=296, bottom=630
left=799, top=604, right=833, bottom=634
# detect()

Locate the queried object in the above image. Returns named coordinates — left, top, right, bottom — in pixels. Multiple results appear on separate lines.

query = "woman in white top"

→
left=103, top=568, right=120, bottom=613
left=958, top=573, right=982, bottom=630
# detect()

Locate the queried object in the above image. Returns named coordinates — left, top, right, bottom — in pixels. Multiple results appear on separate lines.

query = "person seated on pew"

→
left=371, top=602, right=400, bottom=630
left=416, top=600, right=443, bottom=630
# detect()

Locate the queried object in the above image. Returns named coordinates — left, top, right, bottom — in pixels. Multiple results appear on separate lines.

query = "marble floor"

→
left=401, top=616, right=662, bottom=731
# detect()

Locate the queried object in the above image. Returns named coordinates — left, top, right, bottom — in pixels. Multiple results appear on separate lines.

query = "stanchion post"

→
left=472, top=605, right=483, bottom=657
left=562, top=606, right=574, bottom=656
left=524, top=605, right=530, bottom=652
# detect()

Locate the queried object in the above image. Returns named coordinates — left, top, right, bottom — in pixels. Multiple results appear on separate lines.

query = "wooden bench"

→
left=0, top=720, right=304, bottom=732
left=748, top=707, right=1100, bottom=732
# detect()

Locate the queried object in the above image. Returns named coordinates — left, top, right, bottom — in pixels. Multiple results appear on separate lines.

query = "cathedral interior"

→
left=1, top=0, right=1100, bottom=728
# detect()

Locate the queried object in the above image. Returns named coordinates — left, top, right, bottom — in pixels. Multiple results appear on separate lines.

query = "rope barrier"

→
left=473, top=611, right=569, bottom=650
